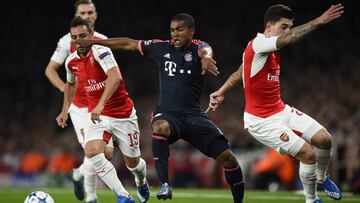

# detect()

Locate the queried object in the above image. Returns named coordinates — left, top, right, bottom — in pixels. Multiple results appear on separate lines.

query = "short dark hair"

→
left=70, top=16, right=92, bottom=33
left=171, top=13, right=196, bottom=29
left=264, top=4, right=294, bottom=28
left=74, top=0, right=95, bottom=11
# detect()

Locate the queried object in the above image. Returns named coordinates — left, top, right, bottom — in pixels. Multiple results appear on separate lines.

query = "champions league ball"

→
left=24, top=191, right=55, bottom=203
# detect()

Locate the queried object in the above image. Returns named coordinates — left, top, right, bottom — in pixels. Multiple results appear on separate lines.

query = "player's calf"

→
left=216, top=150, right=244, bottom=203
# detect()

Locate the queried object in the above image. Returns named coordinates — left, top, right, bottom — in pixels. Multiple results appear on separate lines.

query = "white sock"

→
left=89, top=153, right=129, bottom=197
left=83, top=157, right=97, bottom=202
left=126, top=158, right=147, bottom=186
left=73, top=163, right=85, bottom=181
left=315, top=148, right=331, bottom=183
left=299, top=163, right=318, bottom=203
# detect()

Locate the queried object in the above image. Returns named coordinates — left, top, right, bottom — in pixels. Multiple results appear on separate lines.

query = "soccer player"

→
left=56, top=17, right=150, bottom=203
left=76, top=13, right=244, bottom=203
left=208, top=4, right=344, bottom=203
left=45, top=1, right=113, bottom=202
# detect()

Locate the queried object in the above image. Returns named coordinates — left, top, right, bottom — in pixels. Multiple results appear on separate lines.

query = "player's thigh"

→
left=185, top=115, right=230, bottom=159
left=68, top=104, right=88, bottom=148
left=110, top=116, right=141, bottom=158
left=285, top=106, right=324, bottom=143
left=83, top=114, right=112, bottom=154
left=248, top=120, right=305, bottom=157
left=151, top=112, right=182, bottom=144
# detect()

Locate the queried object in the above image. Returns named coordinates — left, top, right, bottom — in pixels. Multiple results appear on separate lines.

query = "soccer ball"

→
left=24, top=191, right=55, bottom=203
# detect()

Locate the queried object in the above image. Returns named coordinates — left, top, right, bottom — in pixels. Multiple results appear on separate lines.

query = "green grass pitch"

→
left=1, top=187, right=359, bottom=203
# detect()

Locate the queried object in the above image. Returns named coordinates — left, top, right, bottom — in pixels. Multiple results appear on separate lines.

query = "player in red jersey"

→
left=45, top=1, right=114, bottom=202
left=208, top=4, right=344, bottom=203
left=57, top=17, right=149, bottom=203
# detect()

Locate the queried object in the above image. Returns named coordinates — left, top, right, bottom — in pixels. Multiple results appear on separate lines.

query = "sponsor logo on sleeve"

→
left=144, top=40, right=152, bottom=46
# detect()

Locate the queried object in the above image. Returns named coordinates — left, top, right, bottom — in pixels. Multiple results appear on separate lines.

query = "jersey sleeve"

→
left=93, top=45, right=119, bottom=73
left=65, top=60, right=77, bottom=84
left=137, top=39, right=162, bottom=59
left=196, top=40, right=213, bottom=57
left=50, top=34, right=71, bottom=64
left=197, top=40, right=211, bottom=51
left=252, top=35, right=279, bottom=54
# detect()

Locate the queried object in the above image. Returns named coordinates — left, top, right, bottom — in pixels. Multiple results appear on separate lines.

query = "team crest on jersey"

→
left=280, top=133, right=289, bottom=142
left=184, top=53, right=193, bottom=62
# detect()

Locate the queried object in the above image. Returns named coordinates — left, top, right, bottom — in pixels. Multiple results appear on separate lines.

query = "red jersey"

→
left=65, top=45, right=133, bottom=119
left=243, top=33, right=285, bottom=119
left=51, top=33, right=107, bottom=108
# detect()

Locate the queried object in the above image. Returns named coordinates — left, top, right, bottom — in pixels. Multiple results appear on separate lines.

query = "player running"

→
left=208, top=4, right=344, bottom=203
left=56, top=17, right=150, bottom=203
left=76, top=13, right=244, bottom=203
left=45, top=1, right=113, bottom=202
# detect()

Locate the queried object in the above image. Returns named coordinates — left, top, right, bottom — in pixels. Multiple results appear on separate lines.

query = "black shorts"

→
left=151, top=111, right=230, bottom=159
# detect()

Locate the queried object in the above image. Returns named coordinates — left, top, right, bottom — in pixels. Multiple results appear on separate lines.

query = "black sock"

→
left=224, top=165, right=244, bottom=203
left=152, top=137, right=170, bottom=184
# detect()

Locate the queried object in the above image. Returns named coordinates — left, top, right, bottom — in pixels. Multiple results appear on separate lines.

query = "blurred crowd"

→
left=1, top=0, right=359, bottom=193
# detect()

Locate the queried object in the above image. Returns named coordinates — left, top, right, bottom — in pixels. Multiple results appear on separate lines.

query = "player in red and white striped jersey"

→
left=208, top=4, right=344, bottom=203
left=57, top=17, right=149, bottom=203
left=45, top=1, right=114, bottom=202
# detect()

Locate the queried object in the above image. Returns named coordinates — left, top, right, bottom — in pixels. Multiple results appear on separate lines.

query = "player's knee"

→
left=152, top=120, right=171, bottom=137
left=216, top=150, right=238, bottom=168
left=85, top=147, right=101, bottom=158
left=312, top=129, right=332, bottom=150
left=296, top=144, right=316, bottom=164
left=85, top=142, right=104, bottom=158
left=123, top=156, right=140, bottom=168
left=104, top=147, right=114, bottom=160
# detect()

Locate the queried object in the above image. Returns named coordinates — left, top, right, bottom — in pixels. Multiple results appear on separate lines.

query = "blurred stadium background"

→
left=1, top=0, right=359, bottom=200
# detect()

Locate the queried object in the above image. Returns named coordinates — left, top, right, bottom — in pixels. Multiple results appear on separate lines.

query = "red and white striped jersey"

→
left=65, top=45, right=134, bottom=119
left=50, top=32, right=107, bottom=108
left=243, top=33, right=285, bottom=122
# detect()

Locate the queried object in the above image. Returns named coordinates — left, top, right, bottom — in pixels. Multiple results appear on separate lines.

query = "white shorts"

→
left=244, top=105, right=323, bottom=156
left=84, top=108, right=140, bottom=158
left=68, top=103, right=113, bottom=149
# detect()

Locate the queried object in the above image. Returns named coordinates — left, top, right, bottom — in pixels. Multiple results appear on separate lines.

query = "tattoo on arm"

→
left=277, top=20, right=319, bottom=49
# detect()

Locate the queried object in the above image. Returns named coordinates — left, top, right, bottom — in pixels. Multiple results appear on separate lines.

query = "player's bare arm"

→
left=45, top=61, right=66, bottom=92
left=91, top=67, right=122, bottom=124
left=198, top=47, right=219, bottom=76
left=277, top=4, right=344, bottom=49
left=56, top=81, right=76, bottom=128
left=207, top=64, right=243, bottom=112
left=77, top=37, right=139, bottom=52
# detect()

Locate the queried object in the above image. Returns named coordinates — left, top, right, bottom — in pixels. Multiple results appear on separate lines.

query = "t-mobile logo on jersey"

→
left=165, top=61, right=177, bottom=76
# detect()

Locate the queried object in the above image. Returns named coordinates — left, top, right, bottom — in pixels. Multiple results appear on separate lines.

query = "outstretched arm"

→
left=207, top=64, right=243, bottom=112
left=76, top=37, right=140, bottom=52
left=277, top=4, right=344, bottom=49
